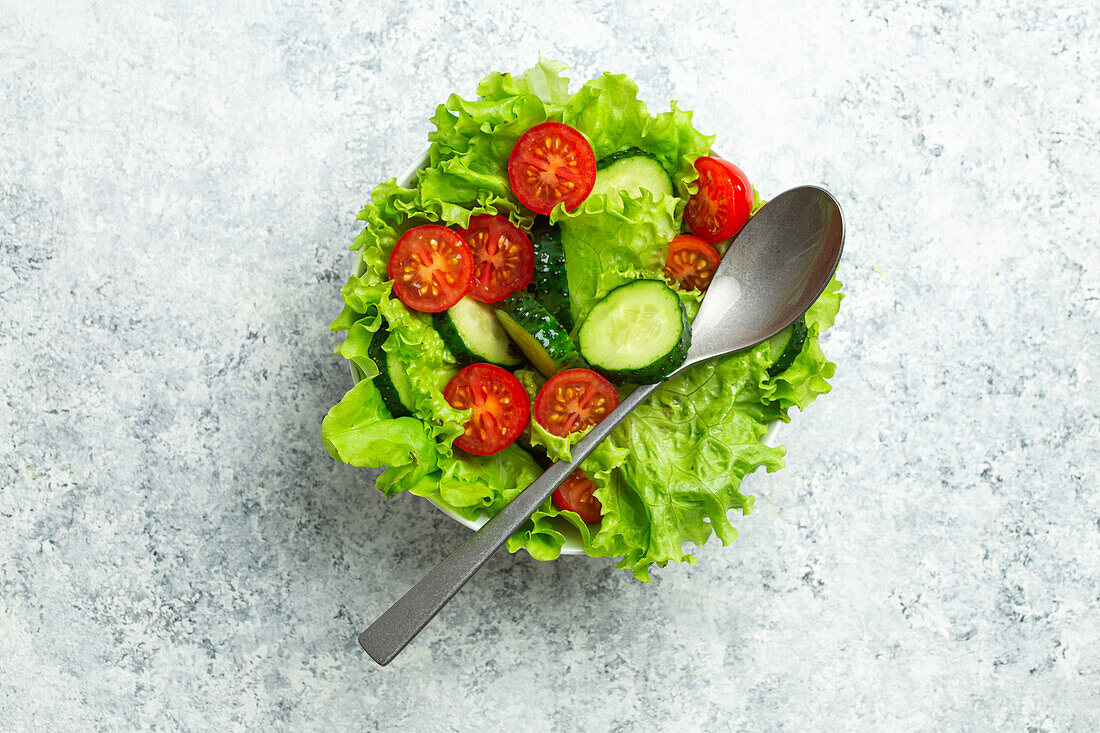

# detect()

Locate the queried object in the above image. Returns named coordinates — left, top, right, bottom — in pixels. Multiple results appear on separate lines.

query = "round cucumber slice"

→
left=577, top=279, right=690, bottom=383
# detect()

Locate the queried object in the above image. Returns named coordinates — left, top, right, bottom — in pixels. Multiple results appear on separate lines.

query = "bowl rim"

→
left=349, top=148, right=780, bottom=556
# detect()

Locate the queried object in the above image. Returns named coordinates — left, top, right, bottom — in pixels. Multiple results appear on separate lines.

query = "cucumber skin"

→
left=531, top=226, right=572, bottom=331
left=577, top=281, right=692, bottom=384
left=496, top=294, right=580, bottom=375
left=596, top=147, right=660, bottom=169
left=432, top=303, right=521, bottom=367
left=767, top=316, right=809, bottom=378
left=433, top=309, right=474, bottom=363
left=368, top=327, right=413, bottom=418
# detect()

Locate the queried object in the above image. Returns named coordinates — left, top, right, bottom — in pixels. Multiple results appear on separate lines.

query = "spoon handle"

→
left=359, top=382, right=660, bottom=665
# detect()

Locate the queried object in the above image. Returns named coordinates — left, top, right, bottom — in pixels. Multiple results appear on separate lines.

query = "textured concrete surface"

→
left=2, top=0, right=1099, bottom=729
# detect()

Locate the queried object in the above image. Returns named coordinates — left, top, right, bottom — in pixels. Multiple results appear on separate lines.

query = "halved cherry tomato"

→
left=387, top=225, right=473, bottom=312
left=444, top=363, right=530, bottom=456
left=552, top=469, right=602, bottom=523
left=456, top=214, right=535, bottom=303
left=664, top=234, right=721, bottom=291
left=684, top=157, right=753, bottom=244
left=508, top=122, right=596, bottom=215
left=534, top=368, right=620, bottom=438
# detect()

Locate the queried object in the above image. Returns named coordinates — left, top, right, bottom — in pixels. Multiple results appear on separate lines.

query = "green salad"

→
left=321, top=59, right=843, bottom=581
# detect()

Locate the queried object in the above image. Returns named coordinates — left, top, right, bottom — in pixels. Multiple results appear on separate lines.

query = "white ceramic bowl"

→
left=350, top=150, right=780, bottom=555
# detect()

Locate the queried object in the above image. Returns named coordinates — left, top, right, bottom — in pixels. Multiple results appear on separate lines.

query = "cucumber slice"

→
left=495, top=294, right=580, bottom=378
left=577, top=279, right=690, bottom=383
left=591, top=148, right=673, bottom=204
left=531, top=224, right=572, bottom=331
left=765, top=316, right=809, bottom=377
left=368, top=326, right=416, bottom=417
left=434, top=296, right=522, bottom=367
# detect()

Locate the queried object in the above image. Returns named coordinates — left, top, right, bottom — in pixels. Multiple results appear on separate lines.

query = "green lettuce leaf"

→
left=431, top=447, right=542, bottom=519
left=477, top=55, right=572, bottom=116
left=321, top=380, right=438, bottom=492
left=642, top=102, right=716, bottom=199
left=562, top=73, right=651, bottom=160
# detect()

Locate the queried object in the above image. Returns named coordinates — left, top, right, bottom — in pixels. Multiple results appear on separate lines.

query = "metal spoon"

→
left=359, top=185, right=845, bottom=665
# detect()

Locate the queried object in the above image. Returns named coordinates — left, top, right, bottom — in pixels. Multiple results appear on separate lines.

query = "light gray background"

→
left=2, top=0, right=1098, bottom=730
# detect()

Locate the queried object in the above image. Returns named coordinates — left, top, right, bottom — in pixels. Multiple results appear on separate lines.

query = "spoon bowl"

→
left=685, top=186, right=844, bottom=365
left=359, top=186, right=845, bottom=666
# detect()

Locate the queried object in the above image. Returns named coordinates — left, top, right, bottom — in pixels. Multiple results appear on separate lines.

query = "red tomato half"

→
left=444, top=363, right=530, bottom=456
left=508, top=122, right=596, bottom=215
left=552, top=469, right=602, bottom=523
left=387, top=225, right=473, bottom=312
left=664, top=234, right=721, bottom=291
left=534, top=368, right=620, bottom=438
left=456, top=214, right=535, bottom=303
left=684, top=157, right=753, bottom=244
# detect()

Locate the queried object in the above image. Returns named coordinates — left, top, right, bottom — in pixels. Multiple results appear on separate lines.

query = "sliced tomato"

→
left=444, top=363, right=530, bottom=456
left=387, top=225, right=473, bottom=312
left=508, top=122, right=596, bottom=215
left=534, top=368, right=620, bottom=438
left=664, top=234, right=721, bottom=291
left=456, top=214, right=535, bottom=303
left=684, top=157, right=754, bottom=244
left=552, top=469, right=602, bottom=523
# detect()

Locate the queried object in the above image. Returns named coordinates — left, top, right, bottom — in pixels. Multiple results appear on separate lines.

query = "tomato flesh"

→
left=387, top=225, right=473, bottom=312
left=552, top=469, right=602, bottom=523
left=508, top=122, right=596, bottom=215
left=444, top=363, right=529, bottom=456
left=664, top=234, right=721, bottom=291
left=457, top=214, right=535, bottom=303
left=534, top=368, right=620, bottom=438
left=684, top=157, right=753, bottom=244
